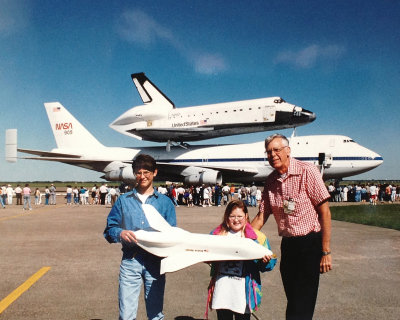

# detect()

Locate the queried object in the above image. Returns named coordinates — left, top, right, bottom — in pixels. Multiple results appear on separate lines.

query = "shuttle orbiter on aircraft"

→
left=130, top=204, right=274, bottom=274
left=109, top=73, right=316, bottom=145
left=6, top=102, right=383, bottom=185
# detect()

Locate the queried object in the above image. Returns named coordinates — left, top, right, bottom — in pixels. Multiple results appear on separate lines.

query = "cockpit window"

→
left=343, top=139, right=356, bottom=143
left=274, top=98, right=286, bottom=104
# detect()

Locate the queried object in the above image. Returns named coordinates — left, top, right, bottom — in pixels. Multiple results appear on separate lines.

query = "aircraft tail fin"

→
left=131, top=73, right=175, bottom=108
left=142, top=204, right=173, bottom=232
left=44, top=102, right=104, bottom=150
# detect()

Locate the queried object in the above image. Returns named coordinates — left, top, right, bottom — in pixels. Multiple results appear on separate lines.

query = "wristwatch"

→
left=322, top=251, right=331, bottom=256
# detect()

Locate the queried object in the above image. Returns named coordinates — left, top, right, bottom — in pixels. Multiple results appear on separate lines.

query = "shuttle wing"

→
left=135, top=127, right=212, bottom=133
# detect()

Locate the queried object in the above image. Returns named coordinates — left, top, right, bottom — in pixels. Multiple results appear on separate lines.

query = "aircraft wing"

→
left=156, top=161, right=259, bottom=178
left=136, top=127, right=213, bottom=133
left=127, top=127, right=215, bottom=141
left=17, top=148, right=130, bottom=173
left=17, top=148, right=82, bottom=158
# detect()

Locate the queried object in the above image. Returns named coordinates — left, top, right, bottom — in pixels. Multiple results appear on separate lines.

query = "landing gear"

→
left=166, top=140, right=190, bottom=152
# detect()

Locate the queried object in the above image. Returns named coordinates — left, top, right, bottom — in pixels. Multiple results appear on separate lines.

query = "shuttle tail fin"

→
left=44, top=102, right=104, bottom=150
left=131, top=73, right=175, bottom=108
left=142, top=204, right=173, bottom=232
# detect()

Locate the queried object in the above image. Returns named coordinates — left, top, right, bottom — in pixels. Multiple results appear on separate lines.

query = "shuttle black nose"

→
left=302, top=109, right=316, bottom=122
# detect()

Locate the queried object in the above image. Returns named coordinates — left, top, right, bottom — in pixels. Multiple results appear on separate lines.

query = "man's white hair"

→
left=265, top=134, right=289, bottom=148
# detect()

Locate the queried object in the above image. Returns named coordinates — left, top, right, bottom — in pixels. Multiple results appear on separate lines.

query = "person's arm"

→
left=103, top=198, right=124, bottom=243
left=251, top=209, right=268, bottom=230
left=251, top=193, right=270, bottom=230
left=316, top=201, right=332, bottom=273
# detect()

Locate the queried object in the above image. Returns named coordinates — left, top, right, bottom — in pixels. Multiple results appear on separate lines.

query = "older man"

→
left=252, top=133, right=332, bottom=320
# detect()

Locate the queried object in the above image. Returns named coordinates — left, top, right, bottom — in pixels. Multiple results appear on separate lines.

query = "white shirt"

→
left=211, top=231, right=247, bottom=314
left=369, top=185, right=377, bottom=195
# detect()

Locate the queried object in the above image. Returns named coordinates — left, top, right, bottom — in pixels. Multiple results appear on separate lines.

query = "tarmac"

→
left=0, top=201, right=399, bottom=320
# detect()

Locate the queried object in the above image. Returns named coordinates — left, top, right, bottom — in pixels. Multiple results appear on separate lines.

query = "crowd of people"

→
left=156, top=183, right=262, bottom=208
left=0, top=183, right=127, bottom=209
left=2, top=181, right=398, bottom=211
left=327, top=183, right=399, bottom=204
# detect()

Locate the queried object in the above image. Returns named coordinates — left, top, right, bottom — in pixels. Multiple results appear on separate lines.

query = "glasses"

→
left=228, top=215, right=246, bottom=221
left=266, top=146, right=288, bottom=155
left=135, top=170, right=153, bottom=177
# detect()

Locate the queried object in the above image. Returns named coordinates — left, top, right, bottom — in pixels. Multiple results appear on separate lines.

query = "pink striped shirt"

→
left=260, top=158, right=330, bottom=237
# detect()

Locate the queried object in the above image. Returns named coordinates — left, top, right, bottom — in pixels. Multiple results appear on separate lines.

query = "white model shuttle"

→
left=7, top=102, right=383, bottom=185
left=133, top=204, right=273, bottom=274
left=109, top=73, right=316, bottom=143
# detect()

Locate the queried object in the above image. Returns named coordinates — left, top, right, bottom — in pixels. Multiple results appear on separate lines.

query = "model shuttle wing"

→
left=138, top=204, right=273, bottom=274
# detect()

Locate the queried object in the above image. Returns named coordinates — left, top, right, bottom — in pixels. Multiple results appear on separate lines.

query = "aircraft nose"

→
left=301, top=108, right=316, bottom=122
left=111, top=116, right=140, bottom=126
left=292, top=106, right=316, bottom=124
left=372, top=152, right=384, bottom=167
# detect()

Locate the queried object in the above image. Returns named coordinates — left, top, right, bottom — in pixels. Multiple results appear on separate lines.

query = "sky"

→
left=0, top=0, right=399, bottom=182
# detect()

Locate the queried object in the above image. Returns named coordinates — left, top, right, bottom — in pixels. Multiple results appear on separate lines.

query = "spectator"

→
left=49, top=184, right=57, bottom=205
left=6, top=184, right=14, bottom=205
left=15, top=184, right=22, bottom=205
left=23, top=184, right=32, bottom=211
left=44, top=186, right=50, bottom=205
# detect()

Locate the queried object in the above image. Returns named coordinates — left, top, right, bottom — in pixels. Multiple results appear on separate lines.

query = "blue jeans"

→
left=23, top=195, right=31, bottom=210
left=250, top=195, right=257, bottom=207
left=119, top=254, right=165, bottom=320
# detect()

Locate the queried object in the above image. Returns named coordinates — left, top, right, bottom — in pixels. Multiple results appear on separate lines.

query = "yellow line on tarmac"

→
left=0, top=205, right=62, bottom=222
left=0, top=266, right=51, bottom=314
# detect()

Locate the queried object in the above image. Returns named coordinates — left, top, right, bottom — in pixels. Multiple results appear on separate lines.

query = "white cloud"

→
left=275, top=44, right=346, bottom=69
left=116, top=9, right=228, bottom=75
left=192, top=53, right=228, bottom=75
left=116, top=9, right=174, bottom=46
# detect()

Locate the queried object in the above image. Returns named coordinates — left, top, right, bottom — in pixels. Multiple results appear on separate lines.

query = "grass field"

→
left=330, top=204, right=400, bottom=231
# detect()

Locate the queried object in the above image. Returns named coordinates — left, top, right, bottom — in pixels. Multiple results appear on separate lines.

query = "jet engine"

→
left=183, top=169, right=222, bottom=185
left=103, top=162, right=136, bottom=183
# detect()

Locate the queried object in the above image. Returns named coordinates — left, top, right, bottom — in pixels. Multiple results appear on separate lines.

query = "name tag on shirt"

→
left=283, top=198, right=296, bottom=214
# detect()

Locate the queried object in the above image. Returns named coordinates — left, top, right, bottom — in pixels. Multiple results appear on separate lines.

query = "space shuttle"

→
left=109, top=73, right=316, bottom=145
left=124, top=204, right=275, bottom=274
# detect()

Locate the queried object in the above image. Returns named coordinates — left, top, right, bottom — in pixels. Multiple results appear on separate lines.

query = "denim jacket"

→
left=103, top=188, right=176, bottom=257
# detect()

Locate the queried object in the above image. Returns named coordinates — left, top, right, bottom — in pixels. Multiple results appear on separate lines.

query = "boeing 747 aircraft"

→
left=109, top=73, right=316, bottom=145
left=6, top=102, right=383, bottom=185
